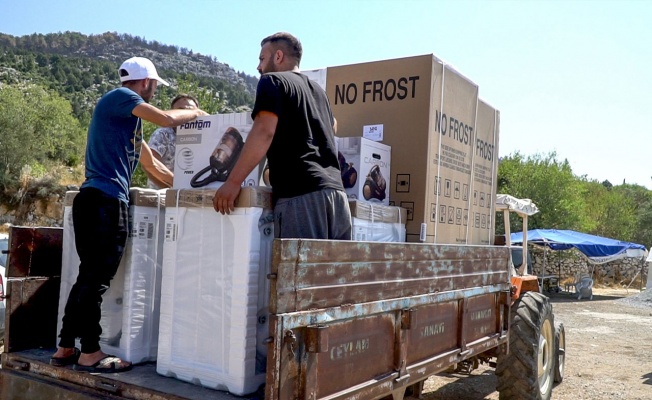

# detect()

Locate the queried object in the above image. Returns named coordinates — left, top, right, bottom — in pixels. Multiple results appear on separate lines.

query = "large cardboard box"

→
left=173, top=113, right=259, bottom=189
left=469, top=98, right=500, bottom=245
left=337, top=137, right=391, bottom=205
left=325, top=55, right=499, bottom=244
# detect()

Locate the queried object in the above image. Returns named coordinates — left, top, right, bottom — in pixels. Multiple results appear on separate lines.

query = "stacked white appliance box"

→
left=349, top=200, right=407, bottom=242
left=157, top=187, right=273, bottom=396
left=57, top=188, right=166, bottom=364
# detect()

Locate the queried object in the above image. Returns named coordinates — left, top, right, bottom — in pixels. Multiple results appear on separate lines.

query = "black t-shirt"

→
left=252, top=71, right=344, bottom=201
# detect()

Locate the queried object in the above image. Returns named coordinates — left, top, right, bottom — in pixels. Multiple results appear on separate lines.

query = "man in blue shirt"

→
left=51, top=57, right=208, bottom=373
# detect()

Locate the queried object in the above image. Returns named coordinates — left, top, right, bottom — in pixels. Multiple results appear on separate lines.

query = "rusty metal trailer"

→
left=0, top=225, right=561, bottom=400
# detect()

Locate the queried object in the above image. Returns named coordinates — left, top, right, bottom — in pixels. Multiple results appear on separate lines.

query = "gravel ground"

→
left=419, top=287, right=652, bottom=400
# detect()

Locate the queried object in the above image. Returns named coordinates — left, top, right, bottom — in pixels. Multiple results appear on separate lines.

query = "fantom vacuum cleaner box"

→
left=337, top=137, right=391, bottom=205
left=157, top=187, right=273, bottom=396
left=173, top=113, right=259, bottom=190
left=57, top=188, right=166, bottom=363
left=326, top=54, right=499, bottom=244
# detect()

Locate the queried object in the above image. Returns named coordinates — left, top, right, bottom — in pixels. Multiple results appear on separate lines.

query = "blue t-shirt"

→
left=81, top=87, right=144, bottom=203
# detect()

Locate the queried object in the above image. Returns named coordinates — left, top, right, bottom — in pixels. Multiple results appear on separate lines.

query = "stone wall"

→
left=528, top=246, right=648, bottom=288
left=0, top=193, right=65, bottom=228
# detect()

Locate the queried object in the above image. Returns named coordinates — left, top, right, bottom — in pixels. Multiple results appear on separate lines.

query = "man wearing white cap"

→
left=51, top=57, right=208, bottom=373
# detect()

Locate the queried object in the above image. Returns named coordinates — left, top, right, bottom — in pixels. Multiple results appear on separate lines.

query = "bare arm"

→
left=132, top=103, right=209, bottom=127
left=151, top=150, right=164, bottom=163
left=213, top=111, right=278, bottom=214
left=140, top=141, right=173, bottom=188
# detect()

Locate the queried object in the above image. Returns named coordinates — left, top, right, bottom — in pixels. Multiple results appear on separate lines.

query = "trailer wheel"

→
left=554, top=322, right=565, bottom=383
left=496, top=291, right=555, bottom=400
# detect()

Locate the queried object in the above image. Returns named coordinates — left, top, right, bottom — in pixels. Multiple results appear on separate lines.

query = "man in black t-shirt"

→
left=213, top=32, right=351, bottom=240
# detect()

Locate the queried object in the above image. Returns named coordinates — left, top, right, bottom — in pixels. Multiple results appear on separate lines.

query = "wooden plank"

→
left=271, top=240, right=510, bottom=313
left=7, top=278, right=60, bottom=352
left=7, top=226, right=63, bottom=278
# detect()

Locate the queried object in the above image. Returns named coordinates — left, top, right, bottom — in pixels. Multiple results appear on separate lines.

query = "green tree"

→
left=578, top=179, right=637, bottom=241
left=496, top=152, right=584, bottom=234
left=0, top=83, right=86, bottom=192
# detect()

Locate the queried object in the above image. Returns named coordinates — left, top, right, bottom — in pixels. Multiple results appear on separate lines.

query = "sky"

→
left=1, top=0, right=651, bottom=188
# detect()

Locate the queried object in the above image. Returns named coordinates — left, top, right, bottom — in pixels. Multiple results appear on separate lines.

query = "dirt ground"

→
left=419, top=287, right=652, bottom=400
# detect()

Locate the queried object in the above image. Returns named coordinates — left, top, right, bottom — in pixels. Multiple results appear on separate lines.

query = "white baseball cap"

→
left=118, top=57, right=170, bottom=86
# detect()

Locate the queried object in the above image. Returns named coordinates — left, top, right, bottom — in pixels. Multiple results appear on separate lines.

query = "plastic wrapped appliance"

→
left=349, top=200, right=407, bottom=242
left=157, top=187, right=273, bottom=396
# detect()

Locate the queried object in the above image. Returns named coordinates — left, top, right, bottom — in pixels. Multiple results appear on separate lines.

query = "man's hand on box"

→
left=213, top=180, right=241, bottom=215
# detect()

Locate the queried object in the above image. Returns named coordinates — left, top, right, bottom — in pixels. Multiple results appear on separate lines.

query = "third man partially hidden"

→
left=212, top=32, right=351, bottom=239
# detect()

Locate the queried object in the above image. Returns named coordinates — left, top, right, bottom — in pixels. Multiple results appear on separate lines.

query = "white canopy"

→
left=495, top=194, right=540, bottom=217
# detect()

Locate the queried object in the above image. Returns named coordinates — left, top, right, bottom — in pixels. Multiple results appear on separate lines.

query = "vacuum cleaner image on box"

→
left=190, top=127, right=244, bottom=188
left=363, top=164, right=387, bottom=201
left=339, top=151, right=358, bottom=189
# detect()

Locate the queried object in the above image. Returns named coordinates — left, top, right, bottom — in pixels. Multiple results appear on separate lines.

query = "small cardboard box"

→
left=173, top=113, right=259, bottom=189
left=337, top=137, right=391, bottom=205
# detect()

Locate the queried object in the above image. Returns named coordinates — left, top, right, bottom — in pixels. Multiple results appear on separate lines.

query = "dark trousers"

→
left=273, top=188, right=352, bottom=240
left=58, top=187, right=128, bottom=354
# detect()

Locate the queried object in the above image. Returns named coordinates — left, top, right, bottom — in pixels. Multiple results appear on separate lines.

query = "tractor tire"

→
left=554, top=322, right=566, bottom=383
left=496, top=291, right=555, bottom=400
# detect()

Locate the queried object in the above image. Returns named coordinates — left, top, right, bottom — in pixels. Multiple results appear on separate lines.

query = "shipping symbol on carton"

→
left=456, top=208, right=463, bottom=225
left=475, top=212, right=481, bottom=228
left=445, top=180, right=452, bottom=197
left=463, top=209, right=468, bottom=226
left=448, top=206, right=455, bottom=224
left=400, top=201, right=415, bottom=221
left=480, top=192, right=485, bottom=207
left=439, top=205, right=446, bottom=223
left=473, top=190, right=478, bottom=205
left=481, top=214, right=487, bottom=229
left=431, top=204, right=437, bottom=222
left=463, top=184, right=469, bottom=201
left=434, top=176, right=441, bottom=195
left=396, top=174, right=410, bottom=193
left=454, top=182, right=460, bottom=199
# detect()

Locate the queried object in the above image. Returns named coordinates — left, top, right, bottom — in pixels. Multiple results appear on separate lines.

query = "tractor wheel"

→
left=496, top=291, right=555, bottom=400
left=554, top=322, right=565, bottom=383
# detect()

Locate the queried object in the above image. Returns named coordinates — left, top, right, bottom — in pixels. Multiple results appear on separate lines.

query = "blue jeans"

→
left=58, top=187, right=128, bottom=354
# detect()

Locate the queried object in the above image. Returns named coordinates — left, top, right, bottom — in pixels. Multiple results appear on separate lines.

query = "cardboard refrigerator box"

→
left=469, top=98, right=500, bottom=245
left=326, top=54, right=499, bottom=244
left=337, top=136, right=391, bottom=205
left=173, top=113, right=260, bottom=190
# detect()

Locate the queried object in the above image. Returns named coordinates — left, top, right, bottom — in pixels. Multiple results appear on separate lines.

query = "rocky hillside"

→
left=0, top=31, right=258, bottom=115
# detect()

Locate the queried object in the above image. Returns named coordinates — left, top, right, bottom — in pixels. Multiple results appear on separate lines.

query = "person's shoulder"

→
left=262, top=71, right=301, bottom=83
left=102, top=86, right=141, bottom=102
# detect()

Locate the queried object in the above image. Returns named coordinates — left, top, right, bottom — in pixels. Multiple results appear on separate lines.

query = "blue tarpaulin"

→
left=511, top=229, right=647, bottom=264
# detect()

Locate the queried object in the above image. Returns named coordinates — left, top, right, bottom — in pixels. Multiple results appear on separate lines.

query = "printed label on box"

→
left=363, top=124, right=384, bottom=141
